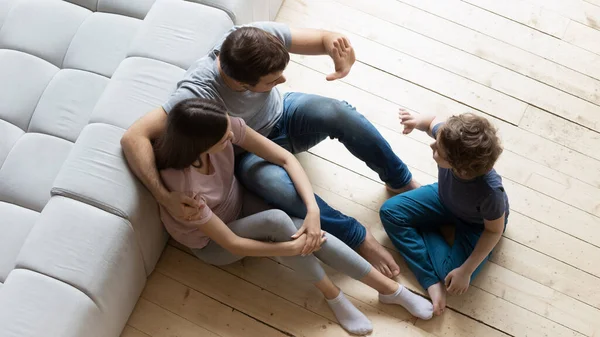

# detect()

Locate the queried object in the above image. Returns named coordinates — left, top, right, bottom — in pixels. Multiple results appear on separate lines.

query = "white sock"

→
left=379, top=284, right=434, bottom=320
left=326, top=291, right=373, bottom=335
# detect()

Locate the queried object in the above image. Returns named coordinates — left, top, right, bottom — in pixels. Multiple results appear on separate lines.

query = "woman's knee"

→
left=261, top=209, right=297, bottom=239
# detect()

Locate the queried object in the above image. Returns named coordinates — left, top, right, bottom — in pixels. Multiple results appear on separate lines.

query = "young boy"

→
left=380, top=109, right=509, bottom=316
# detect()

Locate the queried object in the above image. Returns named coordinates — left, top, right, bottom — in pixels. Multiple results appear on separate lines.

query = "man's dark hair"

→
left=154, top=98, right=229, bottom=170
left=219, top=27, right=289, bottom=86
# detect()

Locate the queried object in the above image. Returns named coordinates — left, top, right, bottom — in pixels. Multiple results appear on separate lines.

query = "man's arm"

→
left=121, top=107, right=200, bottom=219
left=289, top=28, right=355, bottom=81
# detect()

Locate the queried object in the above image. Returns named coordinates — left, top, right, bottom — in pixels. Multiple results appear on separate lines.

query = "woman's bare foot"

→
left=386, top=179, right=421, bottom=195
left=427, top=282, right=447, bottom=316
left=358, top=230, right=400, bottom=278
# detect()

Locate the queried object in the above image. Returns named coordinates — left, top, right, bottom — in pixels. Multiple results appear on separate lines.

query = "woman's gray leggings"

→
left=192, top=192, right=372, bottom=283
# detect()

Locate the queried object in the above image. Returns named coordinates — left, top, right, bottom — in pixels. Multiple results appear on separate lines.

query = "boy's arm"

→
left=445, top=214, right=504, bottom=295
left=399, top=108, right=444, bottom=138
left=462, top=215, right=504, bottom=273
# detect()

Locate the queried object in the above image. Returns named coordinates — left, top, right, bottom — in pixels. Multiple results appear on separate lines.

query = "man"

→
left=121, top=22, right=419, bottom=278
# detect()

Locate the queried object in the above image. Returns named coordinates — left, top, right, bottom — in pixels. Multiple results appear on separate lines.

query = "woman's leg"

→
left=379, top=184, right=451, bottom=315
left=195, top=207, right=373, bottom=335
left=298, top=216, right=433, bottom=320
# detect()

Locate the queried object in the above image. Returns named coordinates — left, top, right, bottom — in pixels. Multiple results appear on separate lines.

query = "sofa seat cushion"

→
left=0, top=133, right=72, bottom=212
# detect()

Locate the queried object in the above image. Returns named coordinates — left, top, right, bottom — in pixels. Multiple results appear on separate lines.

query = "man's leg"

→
left=379, top=184, right=450, bottom=315
left=235, top=151, right=400, bottom=277
left=281, top=92, right=418, bottom=191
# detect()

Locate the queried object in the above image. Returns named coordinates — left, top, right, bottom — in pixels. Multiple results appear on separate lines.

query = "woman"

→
left=155, top=98, right=433, bottom=335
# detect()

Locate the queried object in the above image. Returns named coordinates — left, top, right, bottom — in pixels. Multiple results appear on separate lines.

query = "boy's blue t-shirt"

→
left=432, top=123, right=510, bottom=226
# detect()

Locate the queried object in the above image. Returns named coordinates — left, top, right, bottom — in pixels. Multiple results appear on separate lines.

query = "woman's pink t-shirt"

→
left=159, top=117, right=247, bottom=249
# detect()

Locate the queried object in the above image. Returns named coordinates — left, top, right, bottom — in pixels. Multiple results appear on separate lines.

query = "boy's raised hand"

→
left=399, top=108, right=417, bottom=134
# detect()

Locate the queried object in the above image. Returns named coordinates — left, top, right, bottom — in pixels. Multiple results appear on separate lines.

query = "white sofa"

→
left=0, top=0, right=282, bottom=336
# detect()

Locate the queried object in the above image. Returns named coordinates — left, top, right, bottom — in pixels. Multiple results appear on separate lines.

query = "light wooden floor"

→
left=122, top=0, right=600, bottom=336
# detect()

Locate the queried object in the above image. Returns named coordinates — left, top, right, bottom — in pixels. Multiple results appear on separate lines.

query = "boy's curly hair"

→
left=437, top=113, right=503, bottom=178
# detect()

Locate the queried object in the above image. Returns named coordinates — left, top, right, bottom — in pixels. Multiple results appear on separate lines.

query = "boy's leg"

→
left=379, top=184, right=449, bottom=314
left=280, top=92, right=416, bottom=191
left=423, top=222, right=488, bottom=283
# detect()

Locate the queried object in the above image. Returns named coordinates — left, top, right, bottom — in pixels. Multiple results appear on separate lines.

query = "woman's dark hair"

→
left=154, top=98, right=229, bottom=170
left=219, top=27, right=289, bottom=86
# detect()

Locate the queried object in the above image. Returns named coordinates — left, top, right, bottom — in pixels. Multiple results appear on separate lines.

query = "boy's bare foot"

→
left=358, top=230, right=400, bottom=278
left=427, top=282, right=447, bottom=316
left=386, top=179, right=421, bottom=195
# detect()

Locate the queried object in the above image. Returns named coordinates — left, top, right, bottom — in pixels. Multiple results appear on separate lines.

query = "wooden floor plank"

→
left=522, top=0, right=600, bottom=30
left=120, top=326, right=151, bottom=337
left=461, top=0, right=571, bottom=38
left=156, top=246, right=352, bottom=337
left=564, top=20, right=600, bottom=55
left=141, top=272, right=287, bottom=337
left=283, top=0, right=600, bottom=129
left=392, top=0, right=600, bottom=84
left=298, top=0, right=600, bottom=111
left=127, top=299, right=220, bottom=337
left=519, top=105, right=600, bottom=161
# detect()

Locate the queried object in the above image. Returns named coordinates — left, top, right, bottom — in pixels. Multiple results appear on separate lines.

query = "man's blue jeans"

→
left=235, top=92, right=412, bottom=249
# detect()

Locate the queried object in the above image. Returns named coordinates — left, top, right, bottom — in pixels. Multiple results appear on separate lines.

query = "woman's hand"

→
left=291, top=230, right=327, bottom=256
left=292, top=211, right=324, bottom=255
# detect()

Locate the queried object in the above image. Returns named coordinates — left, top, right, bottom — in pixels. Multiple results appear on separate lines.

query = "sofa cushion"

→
left=0, top=269, right=103, bottom=337
left=52, top=124, right=168, bottom=274
left=0, top=202, right=38, bottom=283
left=64, top=0, right=98, bottom=11
left=98, top=0, right=156, bottom=19
left=16, top=196, right=147, bottom=336
left=90, top=57, right=184, bottom=129
left=63, top=13, right=142, bottom=78
left=0, top=0, right=17, bottom=29
left=0, top=50, right=59, bottom=131
left=128, top=0, right=233, bottom=70
left=0, top=133, right=72, bottom=212
left=0, top=0, right=91, bottom=67
left=0, top=120, right=23, bottom=168
left=28, top=69, right=109, bottom=142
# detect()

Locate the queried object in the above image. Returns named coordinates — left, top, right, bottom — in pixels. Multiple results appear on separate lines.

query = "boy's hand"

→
left=399, top=108, right=418, bottom=134
left=445, top=267, right=471, bottom=295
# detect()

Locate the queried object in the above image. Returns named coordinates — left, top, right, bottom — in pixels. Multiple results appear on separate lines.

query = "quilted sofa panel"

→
left=97, top=0, right=156, bottom=19
left=64, top=0, right=99, bottom=11
left=0, top=119, right=23, bottom=168
left=52, top=123, right=168, bottom=274
left=0, top=269, right=103, bottom=337
left=28, top=69, right=109, bottom=142
left=0, top=50, right=59, bottom=131
left=127, top=0, right=233, bottom=70
left=0, top=202, right=38, bottom=283
left=90, top=57, right=184, bottom=129
left=16, top=196, right=147, bottom=336
left=0, top=133, right=72, bottom=212
left=0, top=0, right=91, bottom=67
left=63, top=12, right=142, bottom=77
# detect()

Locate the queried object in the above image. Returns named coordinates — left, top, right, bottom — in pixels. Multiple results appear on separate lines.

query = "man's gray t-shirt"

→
left=162, top=22, right=292, bottom=136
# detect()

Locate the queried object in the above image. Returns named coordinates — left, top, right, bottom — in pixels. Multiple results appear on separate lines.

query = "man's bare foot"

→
left=358, top=230, right=400, bottom=278
left=427, top=282, right=447, bottom=316
left=386, top=179, right=421, bottom=195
